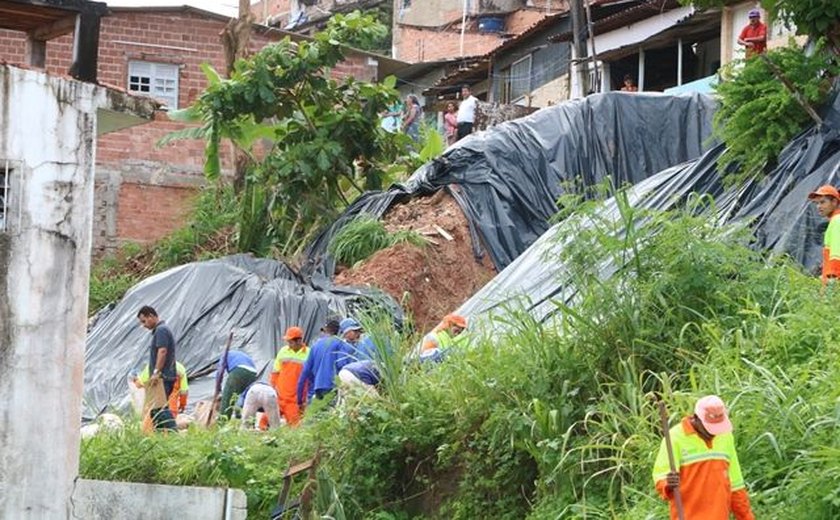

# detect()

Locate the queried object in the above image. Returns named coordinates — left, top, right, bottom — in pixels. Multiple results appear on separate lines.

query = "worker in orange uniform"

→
left=737, top=9, right=767, bottom=59
left=270, top=326, right=309, bottom=426
left=653, top=395, right=755, bottom=520
left=808, top=185, right=840, bottom=286
left=419, top=314, right=467, bottom=362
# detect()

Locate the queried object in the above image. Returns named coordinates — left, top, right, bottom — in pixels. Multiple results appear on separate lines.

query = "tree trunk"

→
left=222, top=0, right=254, bottom=192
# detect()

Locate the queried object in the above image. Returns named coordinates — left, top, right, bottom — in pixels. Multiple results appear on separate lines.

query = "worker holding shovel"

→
left=653, top=395, right=755, bottom=520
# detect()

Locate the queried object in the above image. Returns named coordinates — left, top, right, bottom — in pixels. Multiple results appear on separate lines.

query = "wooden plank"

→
left=433, top=225, right=453, bottom=241
left=29, top=13, right=77, bottom=41
left=284, top=459, right=315, bottom=477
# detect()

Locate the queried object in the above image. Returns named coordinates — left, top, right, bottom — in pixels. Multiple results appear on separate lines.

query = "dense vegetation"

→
left=163, top=12, right=414, bottom=258
left=713, top=41, right=838, bottom=183
left=81, top=198, right=840, bottom=518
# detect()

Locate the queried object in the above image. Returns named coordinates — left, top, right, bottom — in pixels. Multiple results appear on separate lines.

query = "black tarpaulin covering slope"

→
left=457, top=93, right=840, bottom=327
left=84, top=93, right=716, bottom=416
left=302, top=92, right=717, bottom=279
left=83, top=255, right=400, bottom=419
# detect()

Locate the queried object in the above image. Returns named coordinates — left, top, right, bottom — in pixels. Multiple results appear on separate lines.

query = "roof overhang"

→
left=0, top=0, right=107, bottom=33
left=597, top=6, right=722, bottom=61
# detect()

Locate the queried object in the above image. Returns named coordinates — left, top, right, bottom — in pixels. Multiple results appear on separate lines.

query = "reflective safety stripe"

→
left=273, top=346, right=309, bottom=372
left=681, top=451, right=731, bottom=465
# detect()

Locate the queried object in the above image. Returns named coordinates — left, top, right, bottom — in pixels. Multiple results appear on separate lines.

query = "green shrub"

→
left=713, top=41, right=838, bottom=184
left=328, top=215, right=424, bottom=267
left=81, top=193, right=840, bottom=519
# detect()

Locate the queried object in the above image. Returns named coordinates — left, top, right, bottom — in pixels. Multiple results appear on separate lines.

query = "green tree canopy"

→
left=165, top=12, right=407, bottom=255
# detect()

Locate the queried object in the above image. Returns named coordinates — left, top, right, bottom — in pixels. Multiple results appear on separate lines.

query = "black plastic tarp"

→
left=84, top=93, right=719, bottom=416
left=83, top=255, right=400, bottom=419
left=456, top=93, right=840, bottom=327
left=302, top=92, right=717, bottom=279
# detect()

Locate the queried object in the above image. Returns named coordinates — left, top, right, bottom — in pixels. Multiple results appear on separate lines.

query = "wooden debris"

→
left=434, top=225, right=454, bottom=241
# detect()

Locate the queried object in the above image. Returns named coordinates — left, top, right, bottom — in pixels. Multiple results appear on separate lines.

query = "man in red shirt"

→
left=738, top=9, right=767, bottom=58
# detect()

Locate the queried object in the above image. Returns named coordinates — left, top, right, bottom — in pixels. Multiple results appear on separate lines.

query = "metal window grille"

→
left=127, top=61, right=180, bottom=109
left=0, top=161, right=11, bottom=233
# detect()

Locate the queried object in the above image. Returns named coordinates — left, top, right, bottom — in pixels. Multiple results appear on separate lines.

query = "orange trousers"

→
left=279, top=398, right=301, bottom=426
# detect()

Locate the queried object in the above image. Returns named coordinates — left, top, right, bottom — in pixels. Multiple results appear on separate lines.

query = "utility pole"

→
left=570, top=0, right=589, bottom=96
left=459, top=0, right=469, bottom=57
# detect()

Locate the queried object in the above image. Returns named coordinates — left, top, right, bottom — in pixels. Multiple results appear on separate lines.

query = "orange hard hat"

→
left=443, top=314, right=467, bottom=329
left=808, top=185, right=840, bottom=201
left=284, top=326, right=304, bottom=341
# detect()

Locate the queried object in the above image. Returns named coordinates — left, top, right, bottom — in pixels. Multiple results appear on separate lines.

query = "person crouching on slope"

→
left=653, top=395, right=755, bottom=520
left=419, top=313, right=467, bottom=362
left=808, top=185, right=840, bottom=286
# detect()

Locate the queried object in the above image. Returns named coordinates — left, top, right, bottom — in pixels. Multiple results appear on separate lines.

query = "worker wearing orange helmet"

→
left=270, top=326, right=309, bottom=426
left=420, top=314, right=467, bottom=361
left=653, top=395, right=755, bottom=520
left=808, top=185, right=840, bottom=285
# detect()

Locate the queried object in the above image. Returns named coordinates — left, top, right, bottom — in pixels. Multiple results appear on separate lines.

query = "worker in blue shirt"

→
left=337, top=317, right=391, bottom=395
left=296, top=319, right=349, bottom=407
left=340, top=317, right=391, bottom=362
left=216, top=350, right=258, bottom=418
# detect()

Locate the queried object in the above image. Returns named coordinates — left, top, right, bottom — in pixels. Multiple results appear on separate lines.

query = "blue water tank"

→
left=478, top=16, right=505, bottom=34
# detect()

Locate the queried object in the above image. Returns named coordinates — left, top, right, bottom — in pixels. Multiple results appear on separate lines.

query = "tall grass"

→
left=81, top=195, right=840, bottom=518
left=328, top=215, right=425, bottom=267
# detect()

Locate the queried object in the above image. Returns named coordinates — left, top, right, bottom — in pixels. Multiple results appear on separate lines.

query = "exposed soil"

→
left=334, top=190, right=496, bottom=331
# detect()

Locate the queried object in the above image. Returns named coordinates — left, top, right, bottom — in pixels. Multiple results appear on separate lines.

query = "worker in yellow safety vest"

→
left=420, top=314, right=467, bottom=361
left=653, top=395, right=755, bottom=520
left=269, top=326, right=309, bottom=426
left=134, top=361, right=189, bottom=416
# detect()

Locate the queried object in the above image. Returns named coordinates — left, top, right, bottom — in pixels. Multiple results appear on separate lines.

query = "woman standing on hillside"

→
left=402, top=95, right=423, bottom=143
left=444, top=101, right=458, bottom=146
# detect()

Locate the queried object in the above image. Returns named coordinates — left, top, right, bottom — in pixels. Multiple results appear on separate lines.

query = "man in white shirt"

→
left=456, top=84, right=477, bottom=140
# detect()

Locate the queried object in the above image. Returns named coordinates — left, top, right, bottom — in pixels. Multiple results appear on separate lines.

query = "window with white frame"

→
left=128, top=61, right=180, bottom=109
left=503, top=55, right=532, bottom=104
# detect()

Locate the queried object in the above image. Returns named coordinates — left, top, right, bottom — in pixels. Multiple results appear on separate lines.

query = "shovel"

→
left=658, top=400, right=686, bottom=520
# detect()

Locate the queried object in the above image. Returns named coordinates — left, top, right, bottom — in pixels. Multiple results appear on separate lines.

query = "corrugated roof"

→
left=549, top=0, right=680, bottom=42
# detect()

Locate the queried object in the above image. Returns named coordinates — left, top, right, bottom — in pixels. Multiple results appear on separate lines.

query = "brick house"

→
left=0, top=4, right=398, bottom=254
left=392, top=0, right=563, bottom=62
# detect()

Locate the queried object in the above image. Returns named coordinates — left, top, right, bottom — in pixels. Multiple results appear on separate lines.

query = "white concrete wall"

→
left=0, top=65, right=153, bottom=519
left=71, top=479, right=248, bottom=520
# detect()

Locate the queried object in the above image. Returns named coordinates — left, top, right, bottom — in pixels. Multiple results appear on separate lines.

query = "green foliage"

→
left=88, top=187, right=238, bottom=314
left=333, top=4, right=392, bottom=55
left=80, top=423, right=322, bottom=517
left=416, top=124, right=446, bottom=164
left=682, top=0, right=840, bottom=49
left=713, top=42, right=838, bottom=184
left=328, top=215, right=425, bottom=267
left=166, top=12, right=406, bottom=255
left=82, top=189, right=840, bottom=518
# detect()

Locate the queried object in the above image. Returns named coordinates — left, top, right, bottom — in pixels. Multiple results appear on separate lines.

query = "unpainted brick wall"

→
left=115, top=183, right=198, bottom=244
left=395, top=25, right=502, bottom=62
left=0, top=9, right=376, bottom=255
left=393, top=8, right=555, bottom=63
